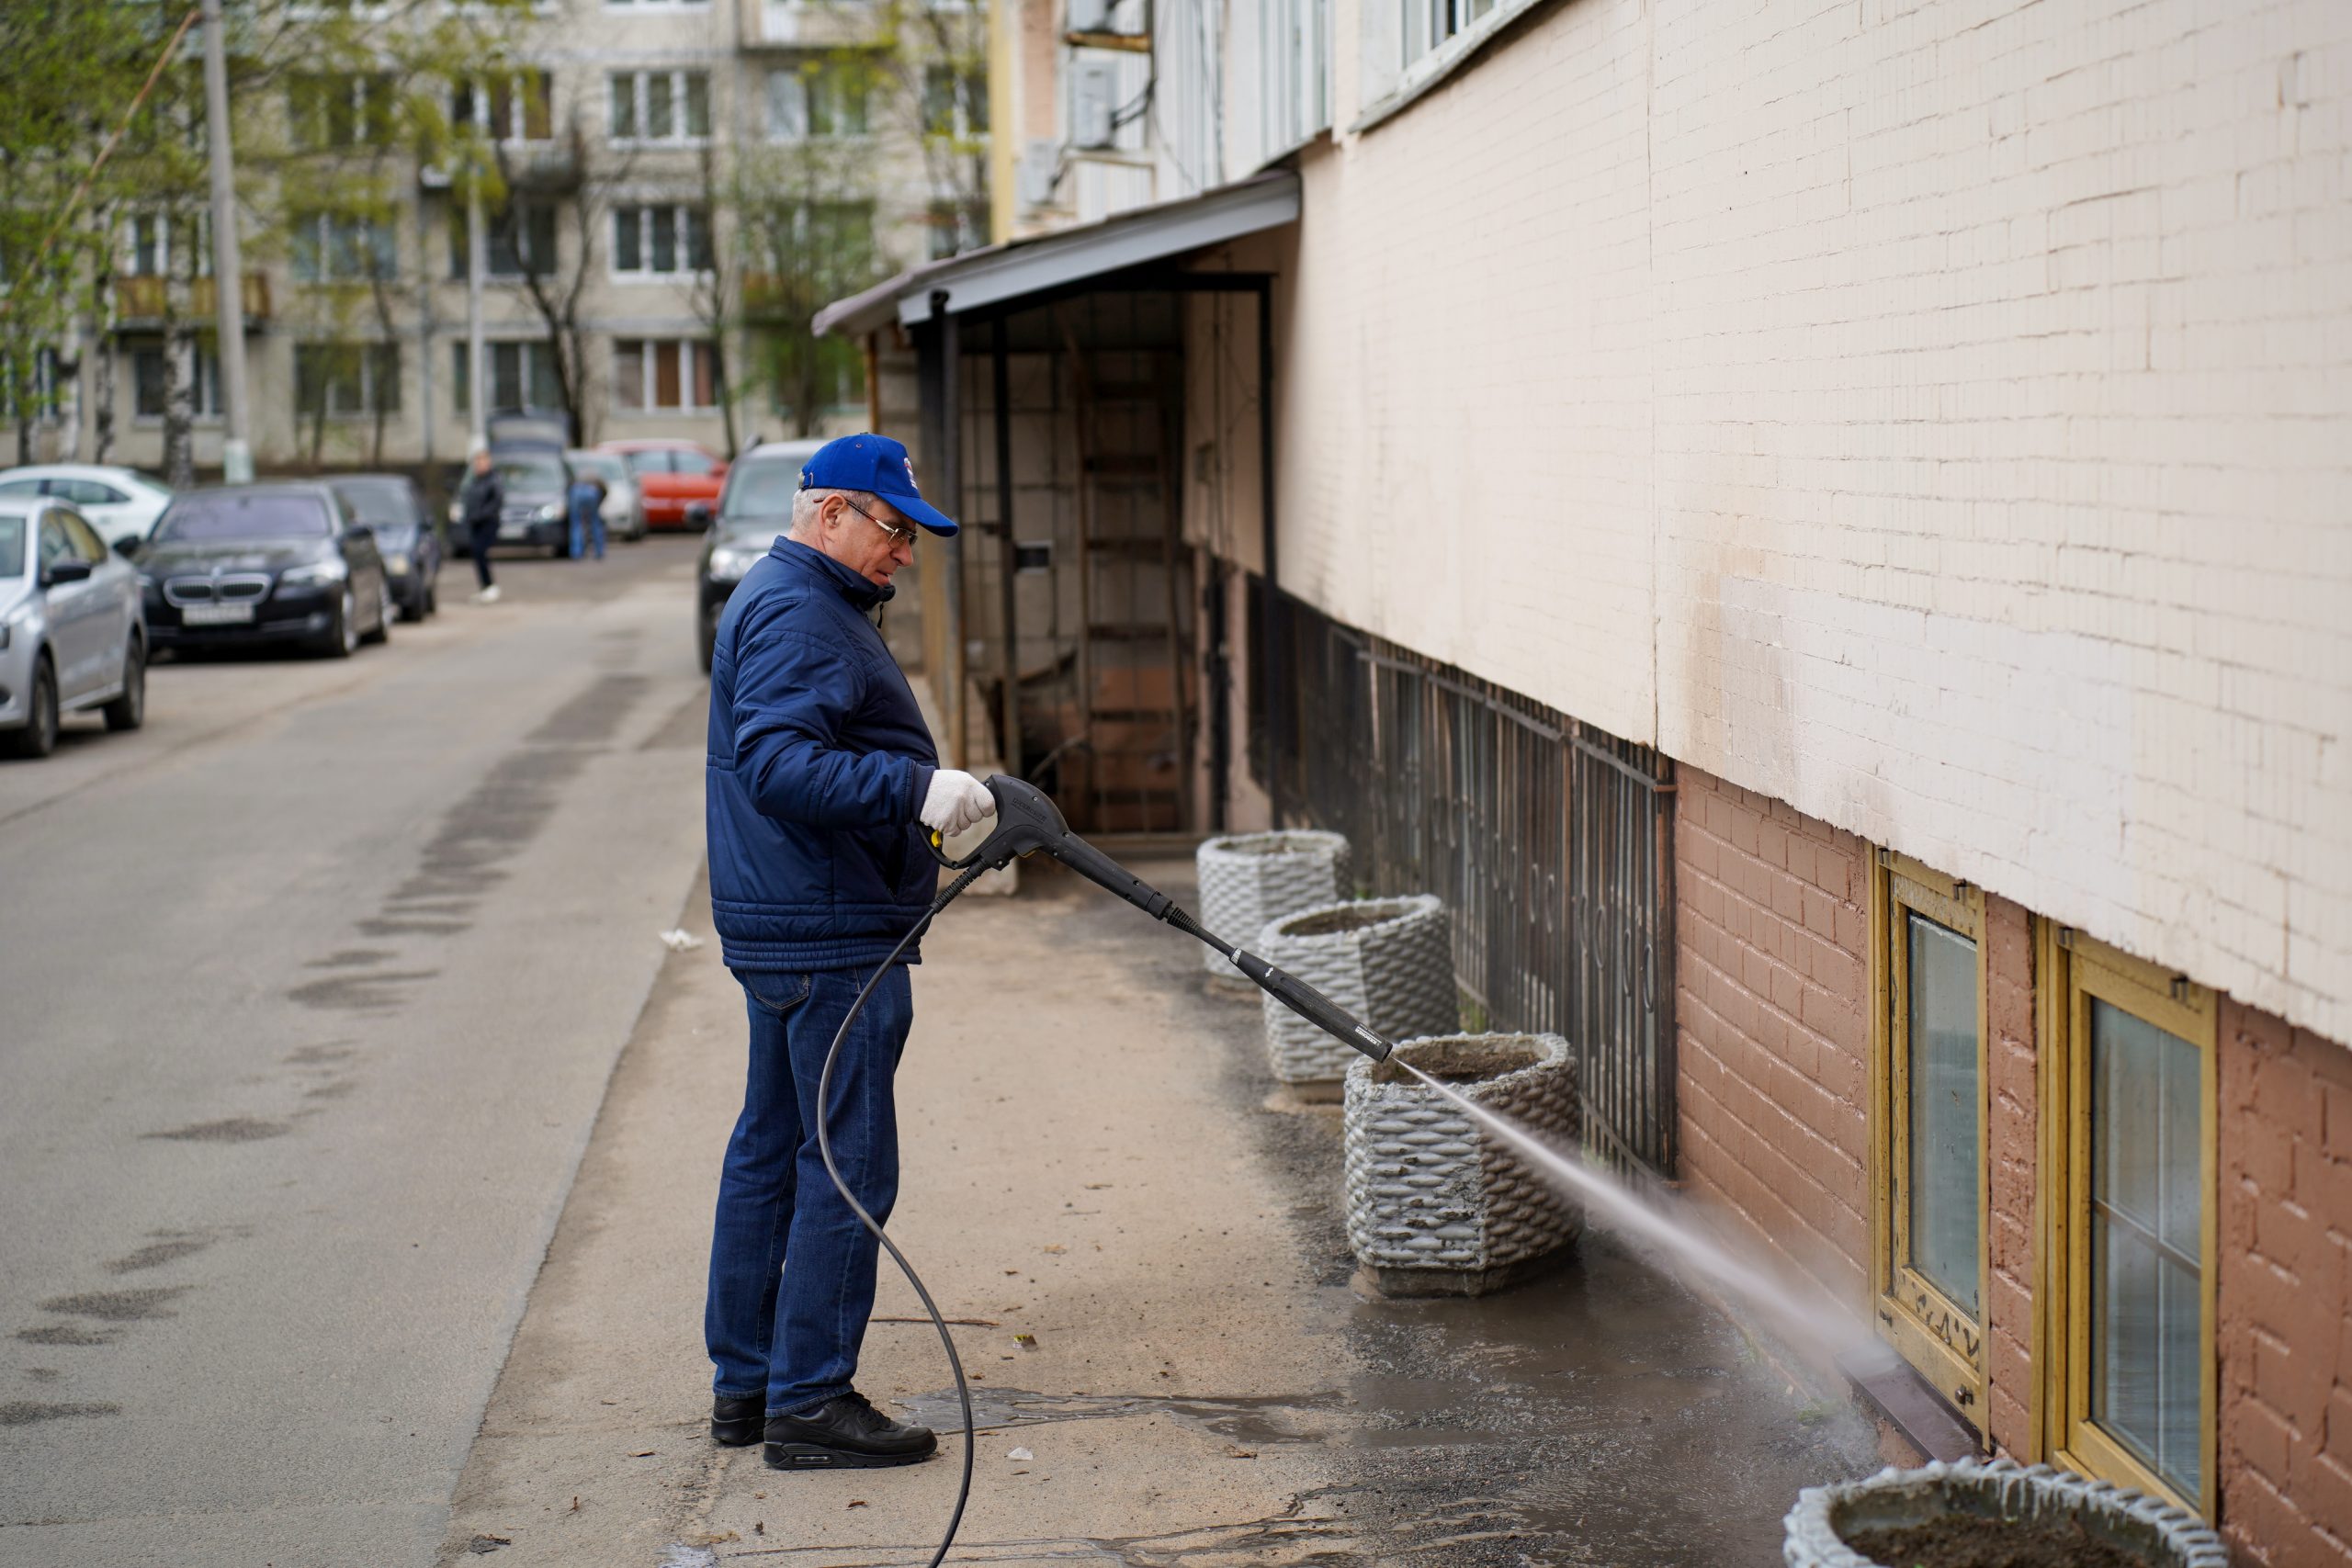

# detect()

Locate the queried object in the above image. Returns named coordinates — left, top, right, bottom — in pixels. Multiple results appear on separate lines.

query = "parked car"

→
left=599, top=439, right=727, bottom=531
left=695, top=438, right=823, bottom=671
left=0, top=464, right=173, bottom=548
left=328, top=475, right=441, bottom=620
left=0, top=498, right=148, bottom=758
left=484, top=447, right=576, bottom=557
left=564, top=448, right=647, bottom=541
left=139, top=483, right=392, bottom=660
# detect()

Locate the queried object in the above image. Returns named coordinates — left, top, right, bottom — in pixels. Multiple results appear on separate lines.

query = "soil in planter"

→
left=1217, top=835, right=1329, bottom=857
left=1844, top=1511, right=2145, bottom=1568
left=1368, top=1039, right=1543, bottom=1087
left=1281, top=902, right=1403, bottom=937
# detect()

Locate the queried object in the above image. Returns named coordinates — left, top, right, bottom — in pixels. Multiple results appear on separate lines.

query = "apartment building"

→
left=820, top=0, right=2352, bottom=1558
left=25, top=0, right=983, bottom=479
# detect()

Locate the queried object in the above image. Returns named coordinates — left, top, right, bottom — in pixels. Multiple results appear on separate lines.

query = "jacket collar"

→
left=775, top=536, right=895, bottom=609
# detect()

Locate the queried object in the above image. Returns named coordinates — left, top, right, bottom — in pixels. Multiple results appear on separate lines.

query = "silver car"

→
left=0, top=499, right=148, bottom=759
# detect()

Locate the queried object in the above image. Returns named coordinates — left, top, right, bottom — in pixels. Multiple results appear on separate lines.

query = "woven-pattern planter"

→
left=1195, top=830, right=1350, bottom=984
left=1342, top=1033, right=1580, bottom=1296
left=1784, top=1458, right=2227, bottom=1568
left=1259, top=896, right=1455, bottom=1094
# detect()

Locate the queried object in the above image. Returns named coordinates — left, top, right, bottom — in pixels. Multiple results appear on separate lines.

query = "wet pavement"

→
left=436, top=852, right=1881, bottom=1568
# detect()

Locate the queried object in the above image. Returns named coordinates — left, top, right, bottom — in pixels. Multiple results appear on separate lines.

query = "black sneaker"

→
left=710, top=1393, right=763, bottom=1447
left=763, top=1391, right=938, bottom=1469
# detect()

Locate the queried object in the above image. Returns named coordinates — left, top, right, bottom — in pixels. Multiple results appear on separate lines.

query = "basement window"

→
left=2039, top=929, right=2215, bottom=1516
left=1871, top=852, right=1988, bottom=1422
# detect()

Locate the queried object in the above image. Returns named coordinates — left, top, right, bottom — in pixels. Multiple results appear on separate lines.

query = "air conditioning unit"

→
left=1018, top=140, right=1061, bottom=208
left=1071, top=62, right=1116, bottom=149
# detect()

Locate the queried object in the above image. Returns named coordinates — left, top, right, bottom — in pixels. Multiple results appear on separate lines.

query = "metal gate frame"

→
left=1251, top=588, right=1679, bottom=1179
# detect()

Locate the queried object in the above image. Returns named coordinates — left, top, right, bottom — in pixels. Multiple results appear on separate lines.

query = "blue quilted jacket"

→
left=706, top=538, right=938, bottom=971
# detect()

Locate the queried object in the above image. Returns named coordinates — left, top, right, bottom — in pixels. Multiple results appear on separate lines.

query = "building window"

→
left=123, top=211, right=210, bottom=278
left=453, top=71, right=554, bottom=144
left=2041, top=931, right=2215, bottom=1514
left=288, top=72, right=395, bottom=149
left=294, top=343, right=401, bottom=418
left=608, top=70, right=711, bottom=145
left=925, top=197, right=987, bottom=260
left=131, top=344, right=223, bottom=420
left=1402, top=0, right=1495, bottom=66
left=290, top=211, right=397, bottom=283
left=1262, top=0, right=1329, bottom=150
left=612, top=205, right=713, bottom=278
left=764, top=62, right=869, bottom=140
left=453, top=341, right=564, bottom=413
left=451, top=202, right=559, bottom=279
left=613, top=338, right=716, bottom=412
left=1871, top=853, right=1987, bottom=1417
left=922, top=63, right=988, bottom=141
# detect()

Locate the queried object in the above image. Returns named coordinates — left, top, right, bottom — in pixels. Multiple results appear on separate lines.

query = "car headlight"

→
left=537, top=502, right=562, bottom=523
left=383, top=552, right=413, bottom=576
left=280, top=558, right=349, bottom=591
left=707, top=544, right=762, bottom=583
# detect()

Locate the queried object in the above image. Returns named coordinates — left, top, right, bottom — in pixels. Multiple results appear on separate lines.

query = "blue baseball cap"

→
left=797, top=433, right=958, bottom=536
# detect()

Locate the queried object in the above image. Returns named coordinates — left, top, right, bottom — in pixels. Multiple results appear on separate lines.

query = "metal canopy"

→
left=810, top=172, right=1299, bottom=339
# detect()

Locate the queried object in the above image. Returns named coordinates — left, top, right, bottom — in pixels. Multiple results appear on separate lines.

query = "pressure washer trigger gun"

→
left=927, top=775, right=1393, bottom=1064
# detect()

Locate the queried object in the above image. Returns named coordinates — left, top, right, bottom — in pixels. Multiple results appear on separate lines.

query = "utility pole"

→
left=199, top=0, right=252, bottom=483
left=467, top=183, right=487, bottom=449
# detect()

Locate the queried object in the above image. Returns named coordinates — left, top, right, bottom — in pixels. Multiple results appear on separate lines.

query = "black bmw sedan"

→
left=139, top=483, right=393, bottom=659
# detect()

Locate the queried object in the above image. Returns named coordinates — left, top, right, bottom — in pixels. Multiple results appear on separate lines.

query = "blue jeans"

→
left=568, top=486, right=605, bottom=558
left=707, top=965, right=914, bottom=1416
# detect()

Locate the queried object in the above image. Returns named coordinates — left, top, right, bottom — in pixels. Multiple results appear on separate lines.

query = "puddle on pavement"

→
left=37, top=1286, right=189, bottom=1322
left=0, top=1401, right=120, bottom=1426
left=902, top=1385, right=1343, bottom=1449
left=143, top=1116, right=290, bottom=1143
left=103, top=1234, right=216, bottom=1274
left=14, top=1324, right=119, bottom=1346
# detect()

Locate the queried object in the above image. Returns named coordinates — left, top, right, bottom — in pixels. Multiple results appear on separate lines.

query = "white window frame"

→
left=288, top=71, right=394, bottom=152
left=763, top=62, right=872, bottom=142
left=607, top=69, right=713, bottom=148
left=130, top=343, right=224, bottom=423
left=290, top=210, right=397, bottom=284
left=454, top=71, right=556, bottom=147
left=453, top=340, right=564, bottom=414
left=1356, top=0, right=1547, bottom=133
left=612, top=337, right=718, bottom=413
left=602, top=0, right=708, bottom=9
left=609, top=204, right=714, bottom=281
left=294, top=342, right=401, bottom=421
left=122, top=210, right=211, bottom=278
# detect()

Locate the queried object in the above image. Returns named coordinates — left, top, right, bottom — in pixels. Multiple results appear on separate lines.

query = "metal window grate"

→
left=1250, top=583, right=1678, bottom=1179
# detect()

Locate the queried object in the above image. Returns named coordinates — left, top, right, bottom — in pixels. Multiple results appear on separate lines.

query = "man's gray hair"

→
left=789, top=486, right=878, bottom=540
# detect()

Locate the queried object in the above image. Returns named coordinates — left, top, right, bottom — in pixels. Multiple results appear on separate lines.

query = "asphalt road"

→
left=0, top=537, right=714, bottom=1567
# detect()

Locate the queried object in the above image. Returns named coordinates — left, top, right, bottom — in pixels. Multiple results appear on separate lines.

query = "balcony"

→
left=742, top=0, right=884, bottom=48
left=113, top=274, right=271, bottom=330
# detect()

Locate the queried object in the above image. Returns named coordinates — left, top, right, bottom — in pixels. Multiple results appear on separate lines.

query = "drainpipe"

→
left=1256, top=275, right=1281, bottom=827
left=991, top=314, right=1020, bottom=781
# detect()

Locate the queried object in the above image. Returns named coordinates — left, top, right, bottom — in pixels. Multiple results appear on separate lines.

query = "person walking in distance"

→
left=459, top=448, right=503, bottom=604
left=567, top=462, right=606, bottom=561
left=701, top=433, right=997, bottom=1470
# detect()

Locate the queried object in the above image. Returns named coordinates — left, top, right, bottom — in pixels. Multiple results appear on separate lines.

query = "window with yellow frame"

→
left=1870, top=852, right=1990, bottom=1422
left=2036, top=928, right=2216, bottom=1517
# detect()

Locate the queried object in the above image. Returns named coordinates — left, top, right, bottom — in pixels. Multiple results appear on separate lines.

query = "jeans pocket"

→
left=737, top=969, right=813, bottom=1019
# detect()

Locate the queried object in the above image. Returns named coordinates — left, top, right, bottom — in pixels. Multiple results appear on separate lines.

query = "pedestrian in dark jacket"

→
left=702, top=433, right=995, bottom=1472
left=458, top=449, right=503, bottom=602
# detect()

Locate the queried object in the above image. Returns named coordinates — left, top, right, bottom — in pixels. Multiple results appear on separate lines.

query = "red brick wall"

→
left=1674, top=767, right=1871, bottom=1314
left=1983, top=897, right=2037, bottom=1458
left=2220, top=1000, right=2352, bottom=1564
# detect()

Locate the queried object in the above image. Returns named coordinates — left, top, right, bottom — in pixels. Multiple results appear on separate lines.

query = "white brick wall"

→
left=1269, top=0, right=2352, bottom=1040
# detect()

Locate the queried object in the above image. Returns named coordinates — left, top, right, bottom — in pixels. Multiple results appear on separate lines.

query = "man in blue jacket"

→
left=702, top=433, right=997, bottom=1470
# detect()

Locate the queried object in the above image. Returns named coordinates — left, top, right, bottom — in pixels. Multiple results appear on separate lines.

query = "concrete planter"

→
left=1342, top=1032, right=1580, bottom=1296
left=1194, top=829, right=1350, bottom=985
left=1259, top=896, right=1456, bottom=1098
left=1783, top=1458, right=2228, bottom=1568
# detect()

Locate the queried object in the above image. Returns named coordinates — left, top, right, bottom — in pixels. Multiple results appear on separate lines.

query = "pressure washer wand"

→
left=931, top=775, right=1396, bottom=1065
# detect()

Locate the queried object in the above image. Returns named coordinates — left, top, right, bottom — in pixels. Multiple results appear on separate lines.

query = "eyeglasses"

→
left=839, top=496, right=918, bottom=548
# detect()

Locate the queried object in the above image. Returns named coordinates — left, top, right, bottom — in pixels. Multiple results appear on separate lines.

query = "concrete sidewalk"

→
left=437, top=858, right=1878, bottom=1567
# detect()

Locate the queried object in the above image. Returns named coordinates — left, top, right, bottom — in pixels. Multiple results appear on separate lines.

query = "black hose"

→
left=812, top=863, right=989, bottom=1568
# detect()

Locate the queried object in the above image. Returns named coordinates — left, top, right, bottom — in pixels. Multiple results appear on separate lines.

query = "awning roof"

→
left=811, top=171, right=1299, bottom=339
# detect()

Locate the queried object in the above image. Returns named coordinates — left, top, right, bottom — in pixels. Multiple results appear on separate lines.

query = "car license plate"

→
left=181, top=603, right=254, bottom=626
left=499, top=524, right=530, bottom=540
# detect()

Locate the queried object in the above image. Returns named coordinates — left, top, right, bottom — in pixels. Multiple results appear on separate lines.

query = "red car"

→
left=598, top=439, right=729, bottom=531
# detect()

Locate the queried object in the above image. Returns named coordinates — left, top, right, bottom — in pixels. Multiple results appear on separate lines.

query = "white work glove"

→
left=920, top=769, right=998, bottom=837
